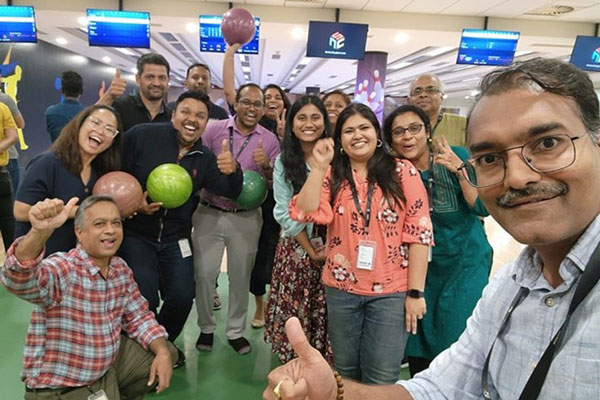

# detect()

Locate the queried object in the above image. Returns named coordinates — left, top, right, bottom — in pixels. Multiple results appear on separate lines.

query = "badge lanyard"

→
left=228, top=127, right=252, bottom=161
left=348, top=178, right=375, bottom=237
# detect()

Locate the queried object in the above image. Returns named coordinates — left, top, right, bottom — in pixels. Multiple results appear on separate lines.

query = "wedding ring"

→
left=273, top=380, right=284, bottom=399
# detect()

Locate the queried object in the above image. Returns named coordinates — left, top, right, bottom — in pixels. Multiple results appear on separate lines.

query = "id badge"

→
left=178, top=238, right=192, bottom=258
left=88, top=390, right=109, bottom=400
left=356, top=240, right=377, bottom=270
left=310, top=237, right=324, bottom=249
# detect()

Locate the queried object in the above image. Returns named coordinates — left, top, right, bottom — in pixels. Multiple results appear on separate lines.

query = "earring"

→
left=377, top=139, right=383, bottom=148
left=340, top=147, right=345, bottom=155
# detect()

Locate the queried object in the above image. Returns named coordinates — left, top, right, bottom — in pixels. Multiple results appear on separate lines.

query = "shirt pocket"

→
left=551, top=356, right=600, bottom=398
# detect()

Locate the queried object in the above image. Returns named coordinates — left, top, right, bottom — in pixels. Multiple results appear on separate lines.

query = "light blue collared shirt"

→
left=400, top=214, right=600, bottom=399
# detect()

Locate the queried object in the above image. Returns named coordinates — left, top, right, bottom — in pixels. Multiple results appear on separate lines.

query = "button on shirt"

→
left=400, top=214, right=600, bottom=399
left=0, top=238, right=166, bottom=389
left=200, top=116, right=280, bottom=210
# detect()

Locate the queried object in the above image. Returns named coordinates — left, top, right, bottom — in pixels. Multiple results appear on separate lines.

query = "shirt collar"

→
left=168, top=122, right=204, bottom=154
left=74, top=245, right=119, bottom=278
left=133, top=92, right=167, bottom=115
left=228, top=115, right=263, bottom=137
left=62, top=98, right=80, bottom=105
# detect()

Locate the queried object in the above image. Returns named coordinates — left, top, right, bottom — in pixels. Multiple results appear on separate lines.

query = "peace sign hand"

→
left=433, top=137, right=463, bottom=174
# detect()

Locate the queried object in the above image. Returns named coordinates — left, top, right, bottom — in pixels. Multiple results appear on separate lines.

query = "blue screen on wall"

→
left=306, top=21, right=368, bottom=60
left=457, top=29, right=520, bottom=66
left=199, top=15, right=260, bottom=54
left=0, top=6, right=37, bottom=43
left=569, top=35, right=600, bottom=72
left=87, top=9, right=150, bottom=49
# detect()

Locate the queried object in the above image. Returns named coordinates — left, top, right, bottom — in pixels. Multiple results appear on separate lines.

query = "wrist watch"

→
left=407, top=289, right=425, bottom=299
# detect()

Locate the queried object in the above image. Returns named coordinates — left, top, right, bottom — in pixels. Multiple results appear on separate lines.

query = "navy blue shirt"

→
left=15, top=152, right=97, bottom=255
left=121, top=121, right=243, bottom=242
left=45, top=98, right=84, bottom=143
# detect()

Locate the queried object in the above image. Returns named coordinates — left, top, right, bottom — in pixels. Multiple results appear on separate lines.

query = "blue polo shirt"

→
left=15, top=152, right=97, bottom=256
left=45, top=98, right=84, bottom=143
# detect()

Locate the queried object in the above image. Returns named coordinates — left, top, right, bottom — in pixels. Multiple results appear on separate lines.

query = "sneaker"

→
left=196, top=332, right=214, bottom=352
left=173, top=347, right=186, bottom=369
left=228, top=337, right=252, bottom=355
left=213, top=293, right=222, bottom=310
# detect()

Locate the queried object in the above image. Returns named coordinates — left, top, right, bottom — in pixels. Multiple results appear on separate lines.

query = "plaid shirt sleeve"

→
left=0, top=237, right=71, bottom=308
left=119, top=264, right=167, bottom=349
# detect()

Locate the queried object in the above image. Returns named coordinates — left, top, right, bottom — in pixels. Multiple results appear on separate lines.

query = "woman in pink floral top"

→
left=289, top=103, right=432, bottom=384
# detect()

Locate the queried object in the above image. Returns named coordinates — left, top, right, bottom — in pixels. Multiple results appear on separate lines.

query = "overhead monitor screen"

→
left=306, top=21, right=368, bottom=60
left=0, top=6, right=37, bottom=43
left=199, top=15, right=260, bottom=54
left=87, top=9, right=150, bottom=48
left=456, top=29, right=520, bottom=66
left=569, top=35, right=600, bottom=72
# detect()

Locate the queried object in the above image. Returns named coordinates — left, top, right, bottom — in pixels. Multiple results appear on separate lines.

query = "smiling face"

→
left=234, top=86, right=265, bottom=131
left=184, top=65, right=211, bottom=94
left=78, top=109, right=118, bottom=160
left=136, top=63, right=169, bottom=101
left=390, top=111, right=429, bottom=164
left=468, top=88, right=600, bottom=247
left=171, top=98, right=209, bottom=147
left=340, top=114, right=378, bottom=163
left=324, top=93, right=348, bottom=128
left=292, top=103, right=325, bottom=144
left=75, top=201, right=123, bottom=266
left=408, top=75, right=444, bottom=118
left=264, top=87, right=285, bottom=120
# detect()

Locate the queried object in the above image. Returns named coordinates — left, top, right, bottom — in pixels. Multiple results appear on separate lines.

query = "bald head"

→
left=408, top=74, right=445, bottom=120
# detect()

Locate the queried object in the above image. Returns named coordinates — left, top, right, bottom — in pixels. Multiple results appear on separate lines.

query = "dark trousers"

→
left=408, top=356, right=432, bottom=377
left=7, top=158, right=20, bottom=194
left=118, top=234, right=195, bottom=342
left=250, top=190, right=279, bottom=296
left=0, top=167, right=14, bottom=250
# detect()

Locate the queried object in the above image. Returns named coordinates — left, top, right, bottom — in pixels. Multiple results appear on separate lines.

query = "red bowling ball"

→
left=92, top=171, right=143, bottom=218
left=221, top=7, right=256, bottom=46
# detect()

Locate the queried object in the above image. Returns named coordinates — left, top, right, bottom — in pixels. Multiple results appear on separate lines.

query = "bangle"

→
left=333, top=370, right=344, bottom=400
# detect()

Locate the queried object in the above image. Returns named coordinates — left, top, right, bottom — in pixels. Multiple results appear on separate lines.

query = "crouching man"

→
left=0, top=195, right=177, bottom=399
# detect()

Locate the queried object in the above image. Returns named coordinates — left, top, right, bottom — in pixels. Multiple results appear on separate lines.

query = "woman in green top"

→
left=383, top=104, right=492, bottom=376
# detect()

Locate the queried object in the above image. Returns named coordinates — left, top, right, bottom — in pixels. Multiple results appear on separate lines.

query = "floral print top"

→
left=289, top=160, right=433, bottom=296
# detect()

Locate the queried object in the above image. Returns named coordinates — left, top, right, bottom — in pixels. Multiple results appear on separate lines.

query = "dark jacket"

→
left=121, top=121, right=243, bottom=242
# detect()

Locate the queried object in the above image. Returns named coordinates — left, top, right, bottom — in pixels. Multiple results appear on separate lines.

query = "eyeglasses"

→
left=391, top=123, right=424, bottom=138
left=458, top=134, right=582, bottom=188
left=238, top=98, right=264, bottom=109
left=410, top=86, right=441, bottom=96
left=88, top=116, right=119, bottom=138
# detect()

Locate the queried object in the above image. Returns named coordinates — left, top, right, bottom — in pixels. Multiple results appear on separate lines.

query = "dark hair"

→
left=186, top=63, right=211, bottom=79
left=323, top=90, right=351, bottom=106
left=137, top=52, right=170, bottom=76
left=174, top=91, right=211, bottom=114
left=264, top=84, right=291, bottom=116
left=382, top=104, right=431, bottom=149
left=330, top=103, right=405, bottom=207
left=61, top=70, right=83, bottom=97
left=74, top=195, right=118, bottom=229
left=236, top=83, right=264, bottom=102
left=281, top=95, right=331, bottom=194
left=53, top=105, right=122, bottom=176
left=472, top=57, right=600, bottom=139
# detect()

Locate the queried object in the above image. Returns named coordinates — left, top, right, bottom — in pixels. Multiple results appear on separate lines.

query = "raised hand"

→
left=225, top=43, right=242, bottom=57
left=138, top=192, right=163, bottom=215
left=107, top=68, right=127, bottom=100
left=276, top=109, right=287, bottom=138
left=263, top=317, right=337, bottom=400
left=312, top=138, right=335, bottom=171
left=253, top=139, right=270, bottom=170
left=433, top=137, right=463, bottom=174
left=29, top=197, right=79, bottom=233
left=217, top=138, right=238, bottom=175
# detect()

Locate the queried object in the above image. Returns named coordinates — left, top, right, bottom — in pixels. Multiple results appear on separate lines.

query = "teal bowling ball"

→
left=146, top=163, right=193, bottom=209
left=236, top=170, right=268, bottom=209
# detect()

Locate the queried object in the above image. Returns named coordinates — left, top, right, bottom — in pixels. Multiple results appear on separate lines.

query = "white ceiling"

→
left=29, top=0, right=600, bottom=101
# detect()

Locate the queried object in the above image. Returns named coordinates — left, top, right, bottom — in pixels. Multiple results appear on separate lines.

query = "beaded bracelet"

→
left=333, top=370, right=344, bottom=400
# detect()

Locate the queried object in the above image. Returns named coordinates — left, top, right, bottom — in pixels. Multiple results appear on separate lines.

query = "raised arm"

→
left=295, top=138, right=334, bottom=213
left=223, top=44, right=242, bottom=107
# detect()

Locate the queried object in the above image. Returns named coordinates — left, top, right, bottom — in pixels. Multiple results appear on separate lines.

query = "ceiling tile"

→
left=363, top=0, right=414, bottom=12
left=402, top=0, right=461, bottom=14
left=442, top=0, right=508, bottom=15
left=324, top=0, right=369, bottom=9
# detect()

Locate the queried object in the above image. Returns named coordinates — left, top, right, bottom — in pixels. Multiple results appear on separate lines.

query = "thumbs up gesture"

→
left=252, top=139, right=270, bottom=170
left=216, top=139, right=237, bottom=175
left=96, top=68, right=127, bottom=105
left=263, top=317, right=337, bottom=400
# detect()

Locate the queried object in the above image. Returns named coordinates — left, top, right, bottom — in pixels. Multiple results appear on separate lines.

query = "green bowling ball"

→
left=146, top=163, right=193, bottom=209
left=236, top=170, right=268, bottom=209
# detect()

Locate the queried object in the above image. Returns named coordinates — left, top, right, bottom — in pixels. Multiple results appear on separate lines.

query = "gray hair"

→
left=409, top=74, right=444, bottom=95
left=471, top=57, right=600, bottom=139
left=74, top=195, right=118, bottom=230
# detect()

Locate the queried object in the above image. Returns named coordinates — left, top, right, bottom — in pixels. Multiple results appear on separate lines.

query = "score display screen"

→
left=456, top=29, right=520, bottom=66
left=87, top=9, right=150, bottom=48
left=199, top=15, right=260, bottom=54
left=0, top=6, right=37, bottom=43
left=569, top=35, right=600, bottom=72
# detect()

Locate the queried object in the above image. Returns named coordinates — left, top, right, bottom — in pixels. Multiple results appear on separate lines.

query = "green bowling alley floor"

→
left=1, top=273, right=410, bottom=399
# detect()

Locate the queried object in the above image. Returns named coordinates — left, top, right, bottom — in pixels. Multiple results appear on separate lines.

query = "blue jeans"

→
left=7, top=158, right=20, bottom=194
left=325, top=287, right=408, bottom=384
left=118, top=234, right=195, bottom=342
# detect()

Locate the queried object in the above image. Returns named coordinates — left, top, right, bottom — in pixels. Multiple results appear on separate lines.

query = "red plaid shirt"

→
left=0, top=238, right=167, bottom=389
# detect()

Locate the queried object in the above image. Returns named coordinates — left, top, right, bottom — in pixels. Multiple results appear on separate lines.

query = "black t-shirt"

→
left=112, top=93, right=171, bottom=132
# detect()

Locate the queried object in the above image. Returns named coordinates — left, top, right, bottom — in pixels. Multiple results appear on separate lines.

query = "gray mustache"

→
left=497, top=183, right=568, bottom=207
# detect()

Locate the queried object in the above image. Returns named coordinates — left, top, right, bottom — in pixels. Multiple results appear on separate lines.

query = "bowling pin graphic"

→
left=367, top=91, right=377, bottom=108
left=373, top=70, right=384, bottom=104
left=356, top=82, right=364, bottom=103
